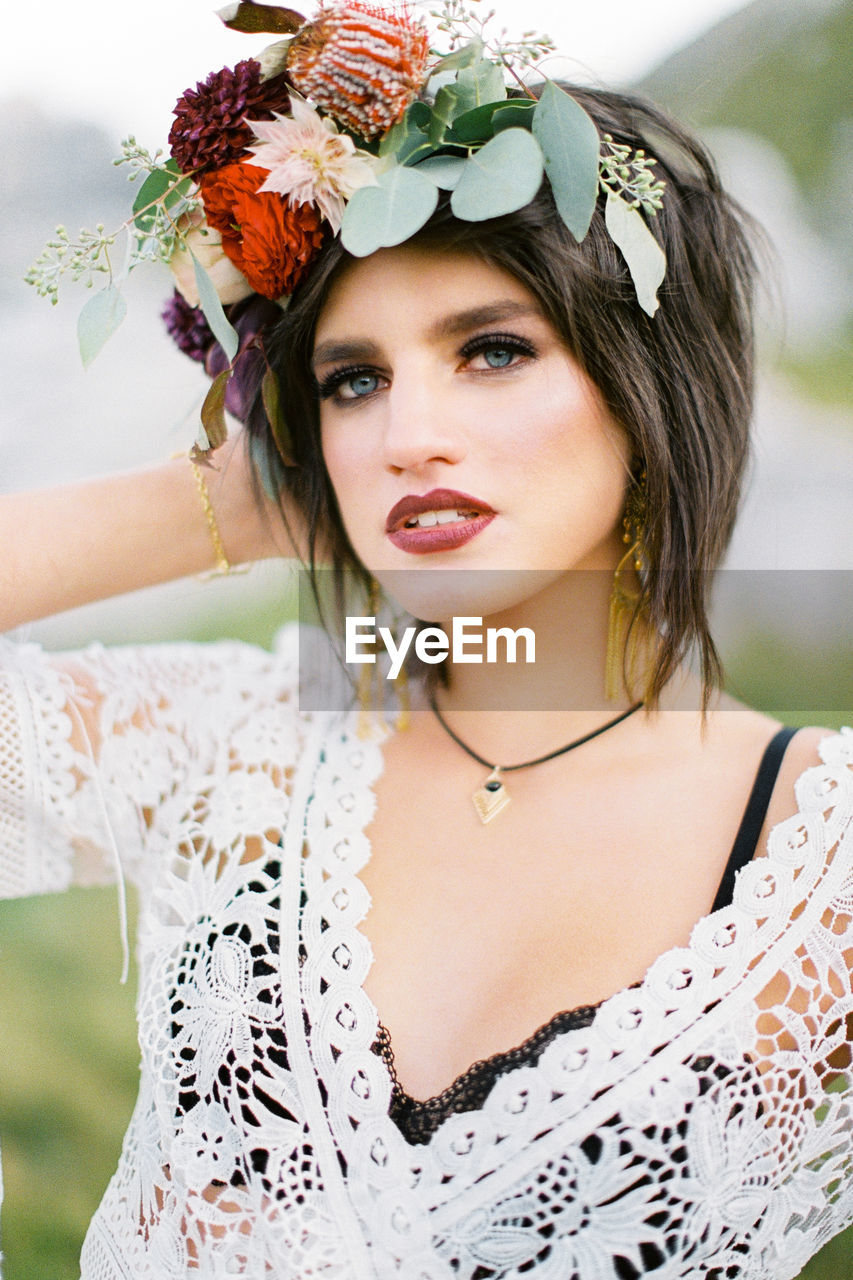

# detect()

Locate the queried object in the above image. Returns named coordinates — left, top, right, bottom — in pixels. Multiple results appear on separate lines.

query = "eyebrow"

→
left=311, top=300, right=541, bottom=370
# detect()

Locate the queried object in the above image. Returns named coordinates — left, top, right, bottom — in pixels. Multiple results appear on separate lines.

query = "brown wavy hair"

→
left=244, top=84, right=759, bottom=705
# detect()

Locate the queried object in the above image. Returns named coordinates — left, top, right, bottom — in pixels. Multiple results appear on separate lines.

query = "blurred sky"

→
left=6, top=0, right=751, bottom=141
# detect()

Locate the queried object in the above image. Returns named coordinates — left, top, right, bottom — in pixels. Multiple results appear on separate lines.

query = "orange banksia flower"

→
left=200, top=161, right=326, bottom=299
left=287, top=2, right=430, bottom=141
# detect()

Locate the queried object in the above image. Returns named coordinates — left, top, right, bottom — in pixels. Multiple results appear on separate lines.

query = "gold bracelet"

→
left=189, top=459, right=231, bottom=575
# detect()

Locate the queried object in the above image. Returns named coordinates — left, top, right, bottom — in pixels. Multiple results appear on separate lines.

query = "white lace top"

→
left=1, top=626, right=853, bottom=1279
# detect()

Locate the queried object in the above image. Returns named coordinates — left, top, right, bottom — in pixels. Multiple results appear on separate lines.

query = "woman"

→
left=2, top=3, right=852, bottom=1276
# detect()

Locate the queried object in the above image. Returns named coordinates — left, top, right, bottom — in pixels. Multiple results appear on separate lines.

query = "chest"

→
left=359, top=729, right=756, bottom=1100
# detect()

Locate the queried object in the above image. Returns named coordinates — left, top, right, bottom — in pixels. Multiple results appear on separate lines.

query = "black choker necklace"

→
left=428, top=691, right=644, bottom=824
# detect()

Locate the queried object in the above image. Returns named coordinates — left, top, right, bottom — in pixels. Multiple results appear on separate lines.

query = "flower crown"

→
left=27, top=0, right=667, bottom=459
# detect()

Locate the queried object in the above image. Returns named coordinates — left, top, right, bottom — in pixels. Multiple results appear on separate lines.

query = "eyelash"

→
left=460, top=332, right=537, bottom=367
left=315, top=365, right=379, bottom=402
left=315, top=332, right=537, bottom=404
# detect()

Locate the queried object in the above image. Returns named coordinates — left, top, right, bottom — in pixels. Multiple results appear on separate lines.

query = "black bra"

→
left=377, top=725, right=799, bottom=1145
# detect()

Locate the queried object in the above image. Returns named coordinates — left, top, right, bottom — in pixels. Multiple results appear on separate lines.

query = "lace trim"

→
left=375, top=1003, right=600, bottom=1146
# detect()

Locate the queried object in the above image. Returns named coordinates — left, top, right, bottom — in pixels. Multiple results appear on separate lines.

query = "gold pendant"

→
left=472, top=768, right=510, bottom=824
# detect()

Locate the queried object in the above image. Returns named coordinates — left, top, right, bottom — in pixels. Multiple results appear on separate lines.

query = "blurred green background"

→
left=1, top=0, right=851, bottom=1274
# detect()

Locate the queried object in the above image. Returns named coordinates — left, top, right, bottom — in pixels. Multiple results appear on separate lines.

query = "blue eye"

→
left=461, top=332, right=537, bottom=371
left=483, top=347, right=515, bottom=369
left=317, top=367, right=383, bottom=402
left=344, top=372, right=380, bottom=398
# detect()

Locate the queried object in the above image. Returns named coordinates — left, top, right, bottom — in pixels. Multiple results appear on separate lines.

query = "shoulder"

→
left=686, top=684, right=849, bottom=826
left=740, top=725, right=853, bottom=955
left=653, top=698, right=851, bottom=871
left=764, top=724, right=851, bottom=832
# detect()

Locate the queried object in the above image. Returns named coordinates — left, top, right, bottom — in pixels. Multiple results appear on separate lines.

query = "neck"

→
left=437, top=569, right=618, bottom=714
left=417, top=568, right=644, bottom=767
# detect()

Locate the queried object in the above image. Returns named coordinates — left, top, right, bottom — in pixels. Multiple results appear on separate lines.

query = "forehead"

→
left=313, top=245, right=541, bottom=346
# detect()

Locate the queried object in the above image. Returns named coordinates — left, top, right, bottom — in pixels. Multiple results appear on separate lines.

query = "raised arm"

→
left=0, top=434, right=301, bottom=632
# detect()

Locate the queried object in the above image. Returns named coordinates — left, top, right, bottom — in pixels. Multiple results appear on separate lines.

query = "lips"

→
left=385, top=488, right=496, bottom=555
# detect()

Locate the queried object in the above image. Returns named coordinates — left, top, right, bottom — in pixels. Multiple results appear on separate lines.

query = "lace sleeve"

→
left=0, top=633, right=294, bottom=901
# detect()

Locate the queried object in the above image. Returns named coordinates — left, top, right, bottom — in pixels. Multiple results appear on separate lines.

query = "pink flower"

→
left=245, top=95, right=378, bottom=233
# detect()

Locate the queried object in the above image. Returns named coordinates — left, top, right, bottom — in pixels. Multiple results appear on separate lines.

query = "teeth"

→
left=404, top=508, right=479, bottom=529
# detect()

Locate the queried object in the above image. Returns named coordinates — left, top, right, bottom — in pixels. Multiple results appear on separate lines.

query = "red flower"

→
left=200, top=162, right=326, bottom=299
left=287, top=2, right=430, bottom=141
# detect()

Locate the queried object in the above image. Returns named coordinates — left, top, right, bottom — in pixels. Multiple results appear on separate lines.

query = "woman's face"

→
left=315, top=245, right=631, bottom=621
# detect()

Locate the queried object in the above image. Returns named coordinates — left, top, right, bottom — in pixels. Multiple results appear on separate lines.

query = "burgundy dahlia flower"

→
left=161, top=290, right=215, bottom=363
left=169, top=60, right=291, bottom=175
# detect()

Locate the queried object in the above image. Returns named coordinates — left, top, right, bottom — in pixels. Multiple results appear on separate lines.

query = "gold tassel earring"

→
left=606, top=469, right=651, bottom=701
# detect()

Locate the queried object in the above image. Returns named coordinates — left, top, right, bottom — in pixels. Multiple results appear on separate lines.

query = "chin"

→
left=374, top=567, right=565, bottom=626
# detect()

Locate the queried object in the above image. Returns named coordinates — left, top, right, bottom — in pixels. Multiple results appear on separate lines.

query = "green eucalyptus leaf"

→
left=132, top=169, right=172, bottom=216
left=261, top=366, right=295, bottom=465
left=532, top=81, right=599, bottom=241
left=604, top=192, right=666, bottom=316
left=429, top=84, right=463, bottom=146
left=429, top=60, right=506, bottom=145
left=448, top=100, right=536, bottom=148
left=428, top=38, right=485, bottom=79
left=217, top=2, right=305, bottom=34
left=413, top=155, right=467, bottom=190
left=192, top=254, right=240, bottom=363
left=379, top=101, right=431, bottom=158
left=397, top=136, right=436, bottom=168
left=451, top=101, right=504, bottom=145
left=77, top=285, right=127, bottom=368
left=133, top=161, right=191, bottom=233
left=424, top=69, right=458, bottom=99
left=341, top=165, right=438, bottom=256
left=200, top=368, right=231, bottom=451
left=456, top=59, right=507, bottom=111
left=407, top=101, right=432, bottom=131
left=450, top=128, right=544, bottom=222
left=379, top=120, right=407, bottom=158
left=492, top=100, right=537, bottom=132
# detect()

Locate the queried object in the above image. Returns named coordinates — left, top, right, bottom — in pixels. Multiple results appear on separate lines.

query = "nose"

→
left=381, top=364, right=466, bottom=474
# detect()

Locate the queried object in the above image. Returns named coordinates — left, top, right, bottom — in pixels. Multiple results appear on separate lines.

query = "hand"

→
left=202, top=429, right=306, bottom=567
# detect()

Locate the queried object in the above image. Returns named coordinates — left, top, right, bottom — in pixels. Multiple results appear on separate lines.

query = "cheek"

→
left=320, top=423, right=374, bottom=551
left=502, top=384, right=630, bottom=560
left=504, top=381, right=629, bottom=497
left=320, top=417, right=354, bottom=499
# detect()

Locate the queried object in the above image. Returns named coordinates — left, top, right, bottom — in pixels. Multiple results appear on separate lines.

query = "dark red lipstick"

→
left=385, top=489, right=496, bottom=555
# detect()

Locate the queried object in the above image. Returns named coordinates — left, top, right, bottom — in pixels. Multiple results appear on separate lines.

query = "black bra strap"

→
left=710, top=726, right=799, bottom=914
